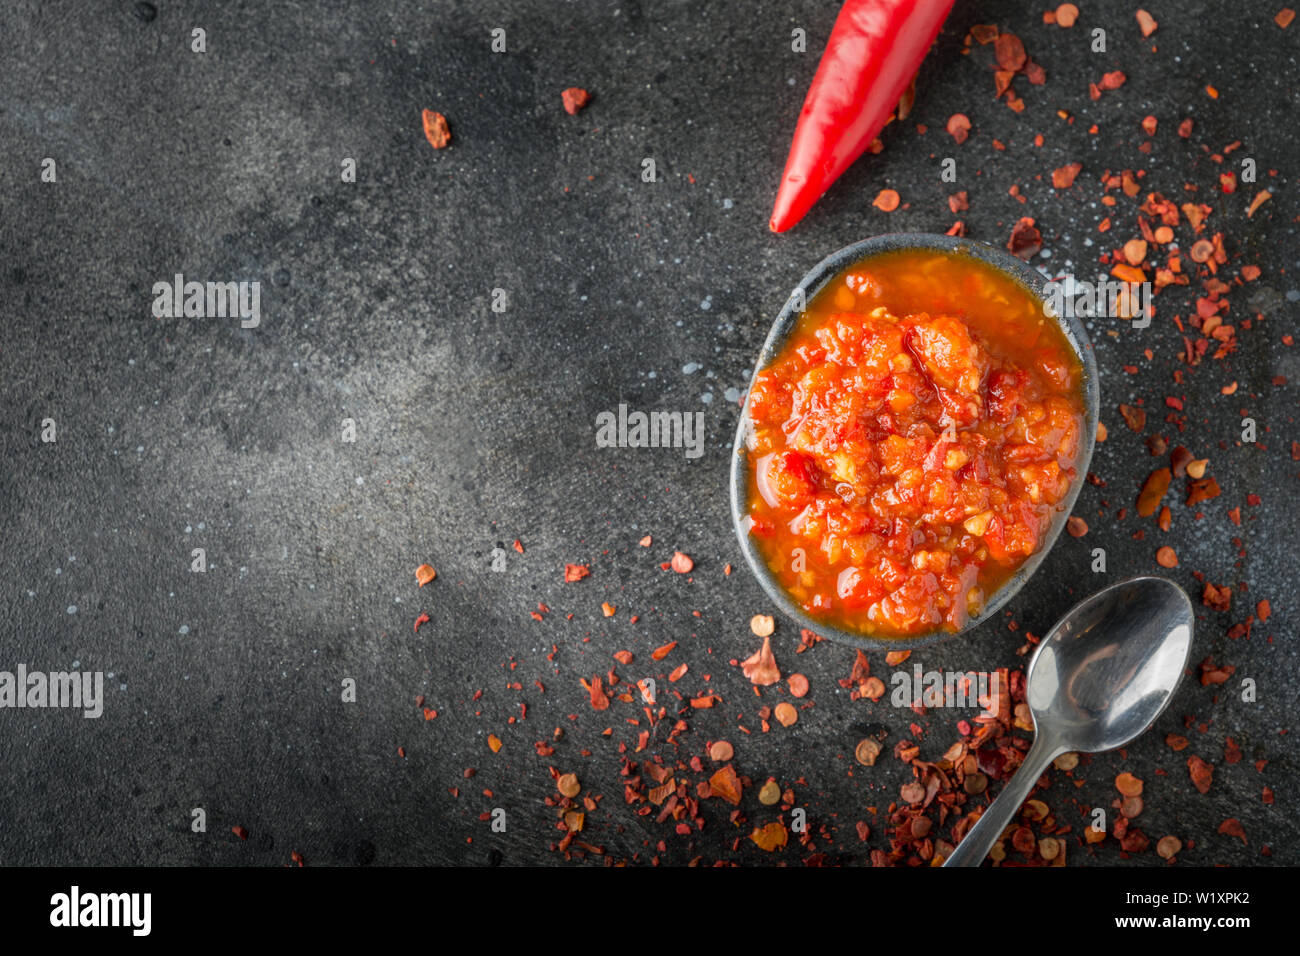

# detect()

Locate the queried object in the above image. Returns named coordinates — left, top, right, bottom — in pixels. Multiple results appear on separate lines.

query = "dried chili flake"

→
left=1136, top=9, right=1158, bottom=36
left=1202, top=583, right=1232, bottom=612
left=1136, top=467, right=1172, bottom=517
left=601, top=602, right=616, bottom=617
left=651, top=641, right=677, bottom=660
left=741, top=635, right=781, bottom=686
left=413, top=612, right=430, bottom=633
left=1006, top=217, right=1042, bottom=259
left=1257, top=599, right=1272, bottom=622
left=585, top=676, right=610, bottom=711
left=946, top=113, right=972, bottom=144
left=1052, top=162, right=1083, bottom=189
left=1187, top=755, right=1214, bottom=793
left=1217, top=818, right=1247, bottom=843
left=994, top=33, right=1027, bottom=71
left=1115, top=404, right=1146, bottom=432
left=750, top=821, right=788, bottom=851
left=564, top=563, right=590, bottom=582
left=231, top=825, right=248, bottom=841
left=1277, top=8, right=1296, bottom=28
left=487, top=734, right=502, bottom=753
left=1166, top=733, right=1190, bottom=751
left=1186, top=477, right=1221, bottom=505
left=421, top=109, right=451, bottom=149
left=415, top=564, right=436, bottom=586
left=948, top=190, right=969, bottom=213
left=561, top=87, right=591, bottom=115
left=709, top=764, right=743, bottom=805
left=1199, top=657, right=1235, bottom=685
left=1246, top=190, right=1273, bottom=217
left=1098, top=70, right=1127, bottom=91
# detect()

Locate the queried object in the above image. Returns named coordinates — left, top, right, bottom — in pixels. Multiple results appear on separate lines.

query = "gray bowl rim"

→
left=729, top=232, right=1101, bottom=652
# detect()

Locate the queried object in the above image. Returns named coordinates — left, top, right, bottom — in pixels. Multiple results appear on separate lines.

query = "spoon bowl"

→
left=1025, top=575, right=1195, bottom=754
left=943, top=576, right=1194, bottom=866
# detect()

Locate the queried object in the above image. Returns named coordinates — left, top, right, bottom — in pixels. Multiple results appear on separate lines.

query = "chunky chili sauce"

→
left=745, top=249, right=1085, bottom=638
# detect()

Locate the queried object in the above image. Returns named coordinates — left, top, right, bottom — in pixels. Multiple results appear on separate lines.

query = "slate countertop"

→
left=1, top=0, right=1295, bottom=866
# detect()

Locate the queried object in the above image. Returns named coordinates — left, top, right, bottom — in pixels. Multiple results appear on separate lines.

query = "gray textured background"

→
left=1, top=0, right=1295, bottom=866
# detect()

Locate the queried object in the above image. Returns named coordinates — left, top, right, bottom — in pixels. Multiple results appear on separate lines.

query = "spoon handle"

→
left=942, top=736, right=1062, bottom=867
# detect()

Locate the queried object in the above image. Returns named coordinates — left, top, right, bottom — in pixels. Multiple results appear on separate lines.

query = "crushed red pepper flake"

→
left=1052, top=162, right=1082, bottom=189
left=561, top=87, right=591, bottom=115
left=651, top=641, right=677, bottom=661
left=1119, top=404, right=1146, bottom=431
left=1188, top=755, right=1214, bottom=794
left=421, top=109, right=451, bottom=149
left=741, top=635, right=781, bottom=686
left=994, top=33, right=1027, bottom=71
left=750, top=821, right=788, bottom=851
left=709, top=764, right=743, bottom=805
left=1007, top=217, right=1042, bottom=258
left=1218, top=818, right=1247, bottom=843
left=564, top=563, right=590, bottom=582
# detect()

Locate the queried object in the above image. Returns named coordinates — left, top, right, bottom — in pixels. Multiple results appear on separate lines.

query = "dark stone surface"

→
left=0, top=0, right=1294, bottom=866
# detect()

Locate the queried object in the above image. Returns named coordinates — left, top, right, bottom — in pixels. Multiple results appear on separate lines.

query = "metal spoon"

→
left=942, top=576, right=1194, bottom=867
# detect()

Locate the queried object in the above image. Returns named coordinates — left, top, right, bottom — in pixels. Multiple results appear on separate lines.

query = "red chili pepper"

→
left=769, top=0, right=955, bottom=232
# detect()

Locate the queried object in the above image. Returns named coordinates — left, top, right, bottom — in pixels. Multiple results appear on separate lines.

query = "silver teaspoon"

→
left=943, top=575, right=1194, bottom=867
